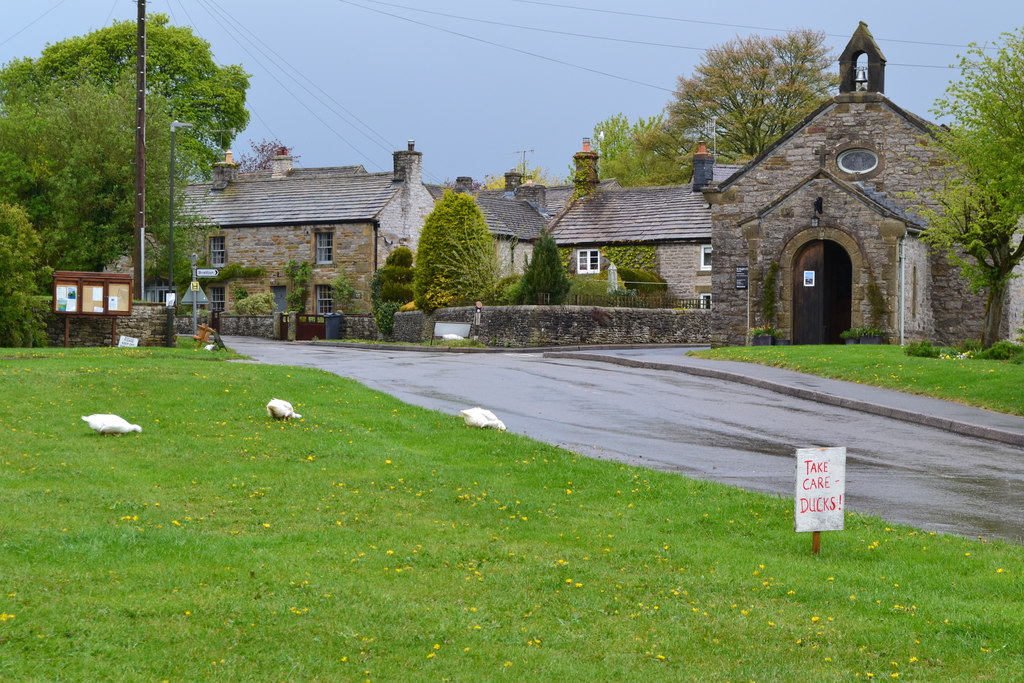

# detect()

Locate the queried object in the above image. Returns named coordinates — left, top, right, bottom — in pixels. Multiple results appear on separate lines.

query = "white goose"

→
left=266, top=398, right=302, bottom=420
left=459, top=407, right=506, bottom=430
left=82, top=414, right=142, bottom=434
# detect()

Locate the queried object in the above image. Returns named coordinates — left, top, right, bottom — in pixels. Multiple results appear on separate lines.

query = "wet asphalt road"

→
left=224, top=337, right=1024, bottom=543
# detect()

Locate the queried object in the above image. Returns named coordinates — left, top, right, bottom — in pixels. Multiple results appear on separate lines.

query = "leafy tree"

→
left=237, top=139, right=300, bottom=174
left=482, top=165, right=564, bottom=189
left=414, top=191, right=496, bottom=312
left=0, top=13, right=249, bottom=168
left=665, top=29, right=838, bottom=161
left=593, top=113, right=691, bottom=186
left=918, top=28, right=1024, bottom=347
left=517, top=230, right=570, bottom=304
left=0, top=203, right=49, bottom=347
left=0, top=79, right=179, bottom=272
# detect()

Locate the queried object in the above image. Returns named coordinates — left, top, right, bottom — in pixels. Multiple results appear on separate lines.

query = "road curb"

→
left=548, top=352, right=1024, bottom=448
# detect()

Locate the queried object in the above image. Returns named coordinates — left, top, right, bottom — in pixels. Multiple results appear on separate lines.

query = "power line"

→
left=511, top=0, right=986, bottom=50
left=191, top=0, right=384, bottom=171
left=336, top=0, right=677, bottom=93
left=0, top=0, right=71, bottom=49
left=359, top=0, right=707, bottom=51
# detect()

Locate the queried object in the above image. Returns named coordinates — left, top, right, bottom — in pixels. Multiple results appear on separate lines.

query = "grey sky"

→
left=1, top=0, right=1019, bottom=184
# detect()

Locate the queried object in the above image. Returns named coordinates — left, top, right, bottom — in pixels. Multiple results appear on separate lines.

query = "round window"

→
left=837, top=148, right=878, bottom=174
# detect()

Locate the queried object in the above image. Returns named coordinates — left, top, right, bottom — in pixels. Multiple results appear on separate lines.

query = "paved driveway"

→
left=223, top=337, right=1024, bottom=543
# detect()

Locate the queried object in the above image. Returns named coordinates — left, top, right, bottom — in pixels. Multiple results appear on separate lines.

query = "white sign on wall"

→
left=794, top=446, right=846, bottom=532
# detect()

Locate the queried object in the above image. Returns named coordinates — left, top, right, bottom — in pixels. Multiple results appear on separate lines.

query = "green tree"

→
left=0, top=203, right=49, bottom=347
left=666, top=29, right=838, bottom=161
left=0, top=13, right=249, bottom=168
left=0, top=79, right=178, bottom=272
left=377, top=247, right=415, bottom=303
left=593, top=113, right=691, bottom=186
left=517, top=230, right=571, bottom=304
left=414, top=191, right=496, bottom=312
left=918, top=28, right=1024, bottom=347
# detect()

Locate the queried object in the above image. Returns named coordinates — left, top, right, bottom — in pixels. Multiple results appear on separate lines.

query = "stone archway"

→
left=779, top=228, right=865, bottom=345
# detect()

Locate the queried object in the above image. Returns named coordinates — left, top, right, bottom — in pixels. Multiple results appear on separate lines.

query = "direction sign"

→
left=196, top=268, right=219, bottom=278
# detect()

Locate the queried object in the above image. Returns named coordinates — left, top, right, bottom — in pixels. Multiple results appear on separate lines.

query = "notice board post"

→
left=53, top=271, right=133, bottom=347
left=794, top=447, right=846, bottom=554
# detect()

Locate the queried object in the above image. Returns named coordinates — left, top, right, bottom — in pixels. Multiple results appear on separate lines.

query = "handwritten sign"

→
left=794, top=447, right=846, bottom=532
left=117, top=335, right=139, bottom=348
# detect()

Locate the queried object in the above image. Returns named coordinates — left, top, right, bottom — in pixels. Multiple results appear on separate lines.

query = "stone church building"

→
left=706, top=23, right=1022, bottom=347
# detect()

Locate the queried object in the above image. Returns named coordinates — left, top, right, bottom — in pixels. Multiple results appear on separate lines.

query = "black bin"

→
left=324, top=312, right=344, bottom=340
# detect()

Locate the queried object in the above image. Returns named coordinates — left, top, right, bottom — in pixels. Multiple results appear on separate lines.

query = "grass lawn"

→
left=690, top=344, right=1024, bottom=417
left=1, top=346, right=1021, bottom=680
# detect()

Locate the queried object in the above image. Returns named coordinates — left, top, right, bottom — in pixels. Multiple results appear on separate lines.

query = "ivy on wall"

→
left=284, top=260, right=312, bottom=312
left=602, top=246, right=656, bottom=270
left=205, top=263, right=266, bottom=282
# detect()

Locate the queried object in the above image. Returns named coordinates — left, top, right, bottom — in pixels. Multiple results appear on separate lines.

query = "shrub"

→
left=233, top=287, right=249, bottom=301
left=372, top=300, right=403, bottom=338
left=617, top=267, right=668, bottom=295
left=414, top=191, right=496, bottom=312
left=495, top=274, right=522, bottom=305
left=331, top=272, right=357, bottom=312
left=904, top=340, right=940, bottom=358
left=975, top=340, right=1024, bottom=361
left=0, top=203, right=49, bottom=347
left=378, top=247, right=415, bottom=303
left=284, top=260, right=312, bottom=312
left=234, top=292, right=274, bottom=315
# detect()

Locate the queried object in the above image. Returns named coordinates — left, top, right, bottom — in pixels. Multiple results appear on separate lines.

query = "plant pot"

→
left=859, top=336, right=882, bottom=345
left=844, top=338, right=859, bottom=345
left=752, top=335, right=774, bottom=346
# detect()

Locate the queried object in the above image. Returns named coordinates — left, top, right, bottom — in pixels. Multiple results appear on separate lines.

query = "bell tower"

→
left=838, top=22, right=886, bottom=94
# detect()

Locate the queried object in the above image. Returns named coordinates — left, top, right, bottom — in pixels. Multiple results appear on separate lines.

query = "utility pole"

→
left=133, top=0, right=146, bottom=299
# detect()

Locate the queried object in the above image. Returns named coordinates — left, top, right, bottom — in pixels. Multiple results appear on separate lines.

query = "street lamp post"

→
left=167, top=120, right=193, bottom=347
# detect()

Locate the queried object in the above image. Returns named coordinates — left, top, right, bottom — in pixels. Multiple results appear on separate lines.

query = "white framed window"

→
left=700, top=244, right=713, bottom=271
left=315, top=284, right=333, bottom=314
left=209, top=235, right=226, bottom=266
left=316, top=231, right=334, bottom=264
left=576, top=249, right=600, bottom=274
left=699, top=292, right=712, bottom=309
left=209, top=286, right=225, bottom=312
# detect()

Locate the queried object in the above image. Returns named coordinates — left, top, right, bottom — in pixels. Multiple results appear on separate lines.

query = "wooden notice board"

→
left=53, top=271, right=133, bottom=316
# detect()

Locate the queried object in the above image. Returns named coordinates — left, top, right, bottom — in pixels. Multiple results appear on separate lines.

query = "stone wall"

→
left=391, top=305, right=710, bottom=347
left=43, top=302, right=168, bottom=347
left=656, top=243, right=710, bottom=299
left=175, top=313, right=275, bottom=338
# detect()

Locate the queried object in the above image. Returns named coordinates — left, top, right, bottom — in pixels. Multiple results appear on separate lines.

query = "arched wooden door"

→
left=792, top=240, right=852, bottom=344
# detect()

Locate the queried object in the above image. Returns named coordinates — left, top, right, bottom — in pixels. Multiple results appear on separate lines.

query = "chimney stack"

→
left=211, top=149, right=239, bottom=190
left=504, top=170, right=524, bottom=194
left=393, top=140, right=422, bottom=184
left=692, top=141, right=715, bottom=193
left=572, top=137, right=599, bottom=199
left=271, top=152, right=293, bottom=178
left=454, top=176, right=475, bottom=193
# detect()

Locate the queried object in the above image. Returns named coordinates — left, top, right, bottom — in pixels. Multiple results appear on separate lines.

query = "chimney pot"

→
left=581, top=137, right=591, bottom=153
left=407, top=140, right=415, bottom=151
left=224, top=150, right=234, bottom=164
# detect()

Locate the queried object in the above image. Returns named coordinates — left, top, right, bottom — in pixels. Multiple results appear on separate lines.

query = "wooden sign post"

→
left=794, top=447, right=846, bottom=554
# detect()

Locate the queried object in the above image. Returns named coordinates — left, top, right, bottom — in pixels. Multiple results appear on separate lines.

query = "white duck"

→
left=266, top=398, right=302, bottom=420
left=82, top=414, right=142, bottom=434
left=459, top=407, right=506, bottom=430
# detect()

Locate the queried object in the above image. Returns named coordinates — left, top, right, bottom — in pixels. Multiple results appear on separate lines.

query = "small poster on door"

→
left=803, top=270, right=816, bottom=287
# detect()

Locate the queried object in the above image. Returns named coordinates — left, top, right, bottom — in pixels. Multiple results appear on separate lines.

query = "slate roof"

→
left=475, top=196, right=548, bottom=241
left=185, top=169, right=399, bottom=227
left=549, top=185, right=711, bottom=245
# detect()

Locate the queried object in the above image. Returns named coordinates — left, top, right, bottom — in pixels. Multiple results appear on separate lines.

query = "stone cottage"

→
left=185, top=141, right=434, bottom=314
left=548, top=138, right=739, bottom=303
left=704, top=22, right=1021, bottom=346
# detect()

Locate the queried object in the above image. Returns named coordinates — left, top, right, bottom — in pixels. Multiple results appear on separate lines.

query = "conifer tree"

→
left=518, top=230, right=570, bottom=305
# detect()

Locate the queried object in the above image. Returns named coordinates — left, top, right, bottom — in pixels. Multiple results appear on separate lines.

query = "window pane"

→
left=210, top=236, right=226, bottom=266
left=315, top=284, right=333, bottom=314
left=701, top=245, right=713, bottom=270
left=210, top=286, right=225, bottom=312
left=316, top=232, right=333, bottom=264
